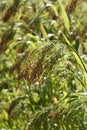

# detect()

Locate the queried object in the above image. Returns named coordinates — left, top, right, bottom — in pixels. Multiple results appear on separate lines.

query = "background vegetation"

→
left=0, top=0, right=87, bottom=129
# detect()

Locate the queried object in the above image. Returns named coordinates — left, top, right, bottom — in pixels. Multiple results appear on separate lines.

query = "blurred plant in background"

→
left=0, top=0, right=87, bottom=129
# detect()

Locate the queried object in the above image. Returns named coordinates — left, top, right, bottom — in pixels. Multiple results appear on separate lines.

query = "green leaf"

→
left=57, top=0, right=70, bottom=31
left=3, top=110, right=8, bottom=120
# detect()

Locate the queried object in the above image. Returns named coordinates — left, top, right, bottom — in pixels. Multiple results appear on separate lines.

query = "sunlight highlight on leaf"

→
left=40, top=23, right=48, bottom=39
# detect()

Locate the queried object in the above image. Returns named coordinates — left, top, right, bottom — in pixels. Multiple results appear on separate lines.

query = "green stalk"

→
left=62, top=33, right=87, bottom=73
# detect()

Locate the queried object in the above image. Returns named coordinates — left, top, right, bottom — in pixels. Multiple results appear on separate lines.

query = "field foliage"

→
left=0, top=0, right=87, bottom=129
